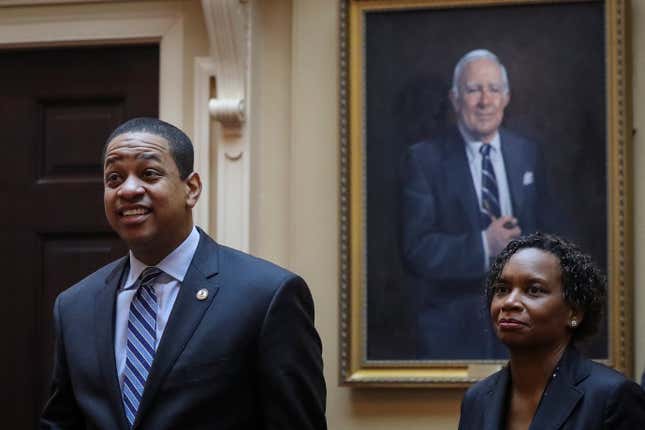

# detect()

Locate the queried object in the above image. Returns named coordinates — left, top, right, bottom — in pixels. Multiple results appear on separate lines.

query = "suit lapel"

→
left=499, top=130, right=526, bottom=216
left=134, top=231, right=221, bottom=428
left=95, top=257, right=130, bottom=430
left=482, top=367, right=510, bottom=430
left=529, top=347, right=588, bottom=430
left=445, top=129, right=481, bottom=230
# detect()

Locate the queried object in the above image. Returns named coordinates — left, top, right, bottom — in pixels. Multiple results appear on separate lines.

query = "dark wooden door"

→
left=0, top=44, right=159, bottom=428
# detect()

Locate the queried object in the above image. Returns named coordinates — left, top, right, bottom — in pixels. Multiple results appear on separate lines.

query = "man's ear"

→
left=185, top=172, right=202, bottom=209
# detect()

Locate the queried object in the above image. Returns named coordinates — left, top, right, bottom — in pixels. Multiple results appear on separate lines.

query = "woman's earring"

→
left=570, top=319, right=578, bottom=328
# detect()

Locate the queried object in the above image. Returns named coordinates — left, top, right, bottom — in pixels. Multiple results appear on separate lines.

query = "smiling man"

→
left=41, top=118, right=327, bottom=429
left=401, top=49, right=558, bottom=359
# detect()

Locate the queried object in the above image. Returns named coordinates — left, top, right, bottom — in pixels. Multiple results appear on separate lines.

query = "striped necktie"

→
left=479, top=143, right=501, bottom=228
left=122, top=266, right=163, bottom=427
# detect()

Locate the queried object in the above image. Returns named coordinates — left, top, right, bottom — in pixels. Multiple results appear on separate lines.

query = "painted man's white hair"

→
left=450, top=49, right=510, bottom=97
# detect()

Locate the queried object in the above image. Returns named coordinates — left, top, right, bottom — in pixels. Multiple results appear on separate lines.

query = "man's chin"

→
left=472, top=128, right=499, bottom=142
left=115, top=228, right=156, bottom=250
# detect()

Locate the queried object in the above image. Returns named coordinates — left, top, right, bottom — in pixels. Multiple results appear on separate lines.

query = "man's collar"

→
left=458, top=123, right=501, bottom=159
left=122, top=226, right=200, bottom=290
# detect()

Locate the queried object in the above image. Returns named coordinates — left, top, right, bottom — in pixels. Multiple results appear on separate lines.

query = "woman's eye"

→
left=493, top=285, right=508, bottom=295
left=527, top=285, right=544, bottom=295
left=143, top=169, right=160, bottom=179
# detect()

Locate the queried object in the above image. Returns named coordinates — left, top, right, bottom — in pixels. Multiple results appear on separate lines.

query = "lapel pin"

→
left=196, top=288, right=209, bottom=301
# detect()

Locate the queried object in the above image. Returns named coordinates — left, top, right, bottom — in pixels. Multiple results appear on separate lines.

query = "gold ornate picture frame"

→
left=339, top=0, right=631, bottom=387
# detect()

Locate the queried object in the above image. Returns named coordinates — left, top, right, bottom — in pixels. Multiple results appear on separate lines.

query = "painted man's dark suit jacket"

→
left=401, top=127, right=555, bottom=358
left=458, top=346, right=645, bottom=429
left=40, top=229, right=327, bottom=430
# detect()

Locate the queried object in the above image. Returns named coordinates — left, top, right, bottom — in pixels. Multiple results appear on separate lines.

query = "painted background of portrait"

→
left=364, top=1, right=607, bottom=360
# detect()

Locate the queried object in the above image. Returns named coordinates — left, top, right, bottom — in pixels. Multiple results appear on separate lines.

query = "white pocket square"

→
left=523, top=171, right=534, bottom=185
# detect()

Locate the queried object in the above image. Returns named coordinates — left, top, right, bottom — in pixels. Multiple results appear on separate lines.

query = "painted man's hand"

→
left=485, top=215, right=521, bottom=256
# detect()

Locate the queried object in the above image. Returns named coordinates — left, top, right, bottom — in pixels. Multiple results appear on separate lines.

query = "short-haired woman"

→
left=458, top=233, right=645, bottom=429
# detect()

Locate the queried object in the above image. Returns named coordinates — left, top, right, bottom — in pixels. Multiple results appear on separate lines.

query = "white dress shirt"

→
left=114, top=226, right=200, bottom=387
left=459, top=124, right=513, bottom=268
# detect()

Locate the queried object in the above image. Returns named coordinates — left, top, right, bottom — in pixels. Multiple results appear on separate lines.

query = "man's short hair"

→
left=103, top=117, right=194, bottom=180
left=450, top=49, right=510, bottom=97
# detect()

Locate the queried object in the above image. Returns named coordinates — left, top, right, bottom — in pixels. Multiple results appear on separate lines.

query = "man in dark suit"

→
left=41, top=118, right=327, bottom=429
left=401, top=49, right=554, bottom=359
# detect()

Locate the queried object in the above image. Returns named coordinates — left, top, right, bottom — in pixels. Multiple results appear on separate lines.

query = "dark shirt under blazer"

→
left=458, top=346, right=645, bottom=430
left=40, top=229, right=327, bottom=430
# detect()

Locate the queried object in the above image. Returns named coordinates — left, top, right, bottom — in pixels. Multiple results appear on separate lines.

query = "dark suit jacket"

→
left=40, top=229, right=327, bottom=430
left=401, top=127, right=551, bottom=284
left=400, top=127, right=554, bottom=358
left=458, top=346, right=645, bottom=430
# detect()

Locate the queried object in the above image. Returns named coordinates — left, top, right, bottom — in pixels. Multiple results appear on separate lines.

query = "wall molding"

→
left=199, top=0, right=252, bottom=251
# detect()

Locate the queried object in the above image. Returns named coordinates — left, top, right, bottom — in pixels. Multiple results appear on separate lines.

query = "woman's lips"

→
left=497, top=318, right=527, bottom=330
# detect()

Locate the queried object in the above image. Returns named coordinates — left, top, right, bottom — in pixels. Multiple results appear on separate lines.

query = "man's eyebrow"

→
left=136, top=152, right=162, bottom=162
left=104, top=154, right=121, bottom=166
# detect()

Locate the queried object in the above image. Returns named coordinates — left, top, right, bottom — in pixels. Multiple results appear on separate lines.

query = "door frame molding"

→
left=0, top=1, right=211, bottom=228
left=0, top=1, right=185, bottom=127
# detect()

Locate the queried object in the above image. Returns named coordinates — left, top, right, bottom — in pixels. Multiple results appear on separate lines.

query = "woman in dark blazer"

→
left=458, top=233, right=645, bottom=430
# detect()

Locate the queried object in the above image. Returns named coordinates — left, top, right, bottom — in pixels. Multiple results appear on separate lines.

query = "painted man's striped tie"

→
left=122, top=267, right=163, bottom=427
left=480, top=144, right=501, bottom=228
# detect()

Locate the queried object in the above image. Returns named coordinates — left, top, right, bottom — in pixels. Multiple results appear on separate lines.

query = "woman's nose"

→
left=501, top=288, right=522, bottom=310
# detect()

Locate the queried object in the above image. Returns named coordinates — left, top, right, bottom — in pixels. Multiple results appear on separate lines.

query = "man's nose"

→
left=478, top=89, right=492, bottom=106
left=117, top=175, right=144, bottom=199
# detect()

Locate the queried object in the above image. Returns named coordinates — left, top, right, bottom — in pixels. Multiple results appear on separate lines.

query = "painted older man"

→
left=401, top=49, right=558, bottom=359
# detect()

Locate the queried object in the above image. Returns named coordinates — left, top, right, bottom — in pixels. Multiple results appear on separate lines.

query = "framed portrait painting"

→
left=338, top=0, right=632, bottom=386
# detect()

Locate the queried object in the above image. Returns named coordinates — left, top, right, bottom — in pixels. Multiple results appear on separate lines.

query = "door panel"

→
left=0, top=44, right=159, bottom=428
